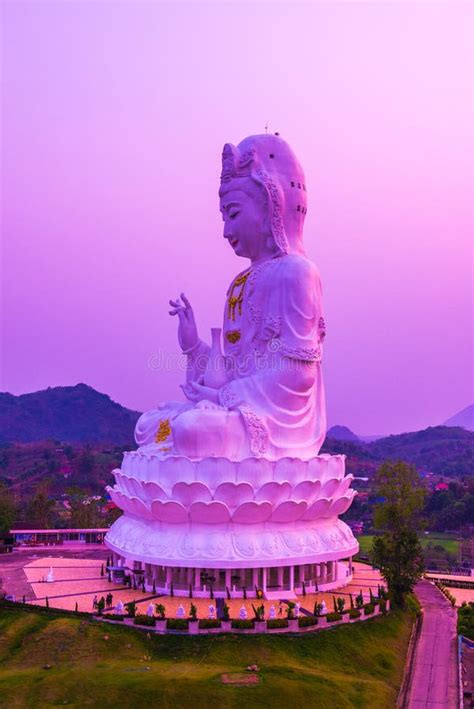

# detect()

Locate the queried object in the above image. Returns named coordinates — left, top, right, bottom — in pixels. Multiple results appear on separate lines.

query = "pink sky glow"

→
left=1, top=1, right=473, bottom=435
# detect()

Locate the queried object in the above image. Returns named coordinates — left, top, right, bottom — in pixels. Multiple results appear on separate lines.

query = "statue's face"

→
left=219, top=178, right=273, bottom=261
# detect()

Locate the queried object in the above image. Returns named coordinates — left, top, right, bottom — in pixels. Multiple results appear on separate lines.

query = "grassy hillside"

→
left=0, top=605, right=414, bottom=708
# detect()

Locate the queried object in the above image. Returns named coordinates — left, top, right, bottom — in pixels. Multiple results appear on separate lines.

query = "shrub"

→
left=325, top=612, right=342, bottom=622
left=155, top=603, right=166, bottom=619
left=134, top=614, right=156, bottom=627
left=355, top=592, right=364, bottom=609
left=348, top=609, right=361, bottom=619
left=458, top=602, right=474, bottom=638
left=125, top=601, right=137, bottom=618
left=103, top=613, right=124, bottom=621
left=267, top=618, right=289, bottom=629
left=251, top=603, right=265, bottom=620
left=189, top=603, right=197, bottom=620
left=364, top=604, right=375, bottom=615
left=285, top=601, right=296, bottom=619
left=298, top=616, right=317, bottom=628
left=314, top=602, right=323, bottom=617
left=166, top=618, right=188, bottom=630
left=336, top=597, right=345, bottom=613
left=199, top=619, right=221, bottom=629
left=405, top=593, right=422, bottom=617
left=231, top=619, right=254, bottom=629
left=379, top=599, right=387, bottom=614
left=222, top=603, right=230, bottom=621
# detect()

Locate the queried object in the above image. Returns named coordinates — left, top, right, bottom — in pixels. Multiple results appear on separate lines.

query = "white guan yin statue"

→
left=105, top=134, right=359, bottom=598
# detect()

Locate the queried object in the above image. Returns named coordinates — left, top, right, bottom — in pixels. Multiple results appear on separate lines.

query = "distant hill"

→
left=326, top=425, right=359, bottom=442
left=0, top=384, right=141, bottom=444
left=323, top=425, right=474, bottom=478
left=443, top=404, right=474, bottom=431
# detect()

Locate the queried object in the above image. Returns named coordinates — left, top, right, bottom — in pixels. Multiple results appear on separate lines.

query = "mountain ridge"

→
left=0, top=383, right=140, bottom=444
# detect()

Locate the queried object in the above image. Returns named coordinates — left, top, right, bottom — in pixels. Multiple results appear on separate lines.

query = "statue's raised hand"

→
left=169, top=292, right=198, bottom=352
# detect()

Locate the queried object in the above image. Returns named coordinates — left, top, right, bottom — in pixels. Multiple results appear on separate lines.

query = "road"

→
left=407, top=579, right=459, bottom=708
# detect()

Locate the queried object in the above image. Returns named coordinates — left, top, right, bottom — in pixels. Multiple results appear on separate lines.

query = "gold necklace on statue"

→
left=227, top=270, right=250, bottom=322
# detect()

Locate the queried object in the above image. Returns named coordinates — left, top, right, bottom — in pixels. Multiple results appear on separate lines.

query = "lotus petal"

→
left=335, top=475, right=354, bottom=497
left=237, top=458, right=273, bottom=487
left=112, top=471, right=129, bottom=495
left=121, top=453, right=132, bottom=475
left=300, top=497, right=332, bottom=521
left=142, top=481, right=168, bottom=502
left=159, top=456, right=195, bottom=490
left=127, top=496, right=153, bottom=520
left=150, top=500, right=188, bottom=523
left=214, top=482, right=254, bottom=508
left=270, top=500, right=307, bottom=522
left=189, top=501, right=231, bottom=524
left=122, top=476, right=143, bottom=498
left=255, top=481, right=291, bottom=506
left=172, top=481, right=212, bottom=506
left=292, top=480, right=321, bottom=504
left=107, top=488, right=129, bottom=512
left=321, top=478, right=340, bottom=498
left=274, top=458, right=307, bottom=484
left=196, top=458, right=236, bottom=490
left=306, top=456, right=326, bottom=482
left=232, top=501, right=272, bottom=524
left=326, top=491, right=356, bottom=517
left=326, top=455, right=345, bottom=481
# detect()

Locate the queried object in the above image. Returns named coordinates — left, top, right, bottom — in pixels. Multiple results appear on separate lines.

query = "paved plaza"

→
left=1, top=547, right=384, bottom=617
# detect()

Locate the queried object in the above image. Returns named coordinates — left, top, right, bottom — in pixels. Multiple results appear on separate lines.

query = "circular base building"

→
left=105, top=450, right=359, bottom=599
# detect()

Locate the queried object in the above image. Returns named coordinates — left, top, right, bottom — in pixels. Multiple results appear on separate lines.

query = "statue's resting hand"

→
left=169, top=292, right=198, bottom=352
left=180, top=379, right=220, bottom=405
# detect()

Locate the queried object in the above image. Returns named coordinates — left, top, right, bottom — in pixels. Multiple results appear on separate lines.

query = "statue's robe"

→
left=135, top=254, right=326, bottom=460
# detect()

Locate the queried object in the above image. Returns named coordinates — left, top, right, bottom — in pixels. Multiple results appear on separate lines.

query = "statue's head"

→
left=219, top=134, right=307, bottom=260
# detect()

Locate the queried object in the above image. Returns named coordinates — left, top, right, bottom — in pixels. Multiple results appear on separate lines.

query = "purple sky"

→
left=2, top=1, right=472, bottom=435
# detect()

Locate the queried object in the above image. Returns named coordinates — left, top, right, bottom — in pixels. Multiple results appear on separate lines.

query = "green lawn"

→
left=0, top=606, right=414, bottom=708
left=357, top=533, right=460, bottom=557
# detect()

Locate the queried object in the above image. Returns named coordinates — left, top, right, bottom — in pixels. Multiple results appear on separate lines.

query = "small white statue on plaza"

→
left=176, top=604, right=185, bottom=618
left=320, top=600, right=328, bottom=615
left=269, top=605, right=276, bottom=619
left=208, top=604, right=216, bottom=619
left=294, top=602, right=300, bottom=618
left=115, top=600, right=124, bottom=614
left=239, top=605, right=247, bottom=620
left=46, top=566, right=54, bottom=583
left=146, top=602, right=155, bottom=617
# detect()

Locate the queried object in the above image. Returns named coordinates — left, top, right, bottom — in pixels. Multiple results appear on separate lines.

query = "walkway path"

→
left=407, top=579, right=458, bottom=708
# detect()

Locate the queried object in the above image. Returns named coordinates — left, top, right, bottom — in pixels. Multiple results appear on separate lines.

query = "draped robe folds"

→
left=134, top=253, right=326, bottom=460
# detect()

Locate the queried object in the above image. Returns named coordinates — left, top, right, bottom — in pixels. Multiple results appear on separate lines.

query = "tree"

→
left=66, top=487, right=102, bottom=528
left=0, top=483, right=16, bottom=536
left=26, top=483, right=55, bottom=528
left=372, top=460, right=426, bottom=605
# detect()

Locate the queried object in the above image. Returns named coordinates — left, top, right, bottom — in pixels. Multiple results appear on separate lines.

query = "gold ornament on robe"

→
left=155, top=418, right=171, bottom=443
left=227, top=271, right=250, bottom=321
left=226, top=330, right=241, bottom=344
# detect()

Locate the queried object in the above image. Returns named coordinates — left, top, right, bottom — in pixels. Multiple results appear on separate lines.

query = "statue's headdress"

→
left=220, top=134, right=308, bottom=255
